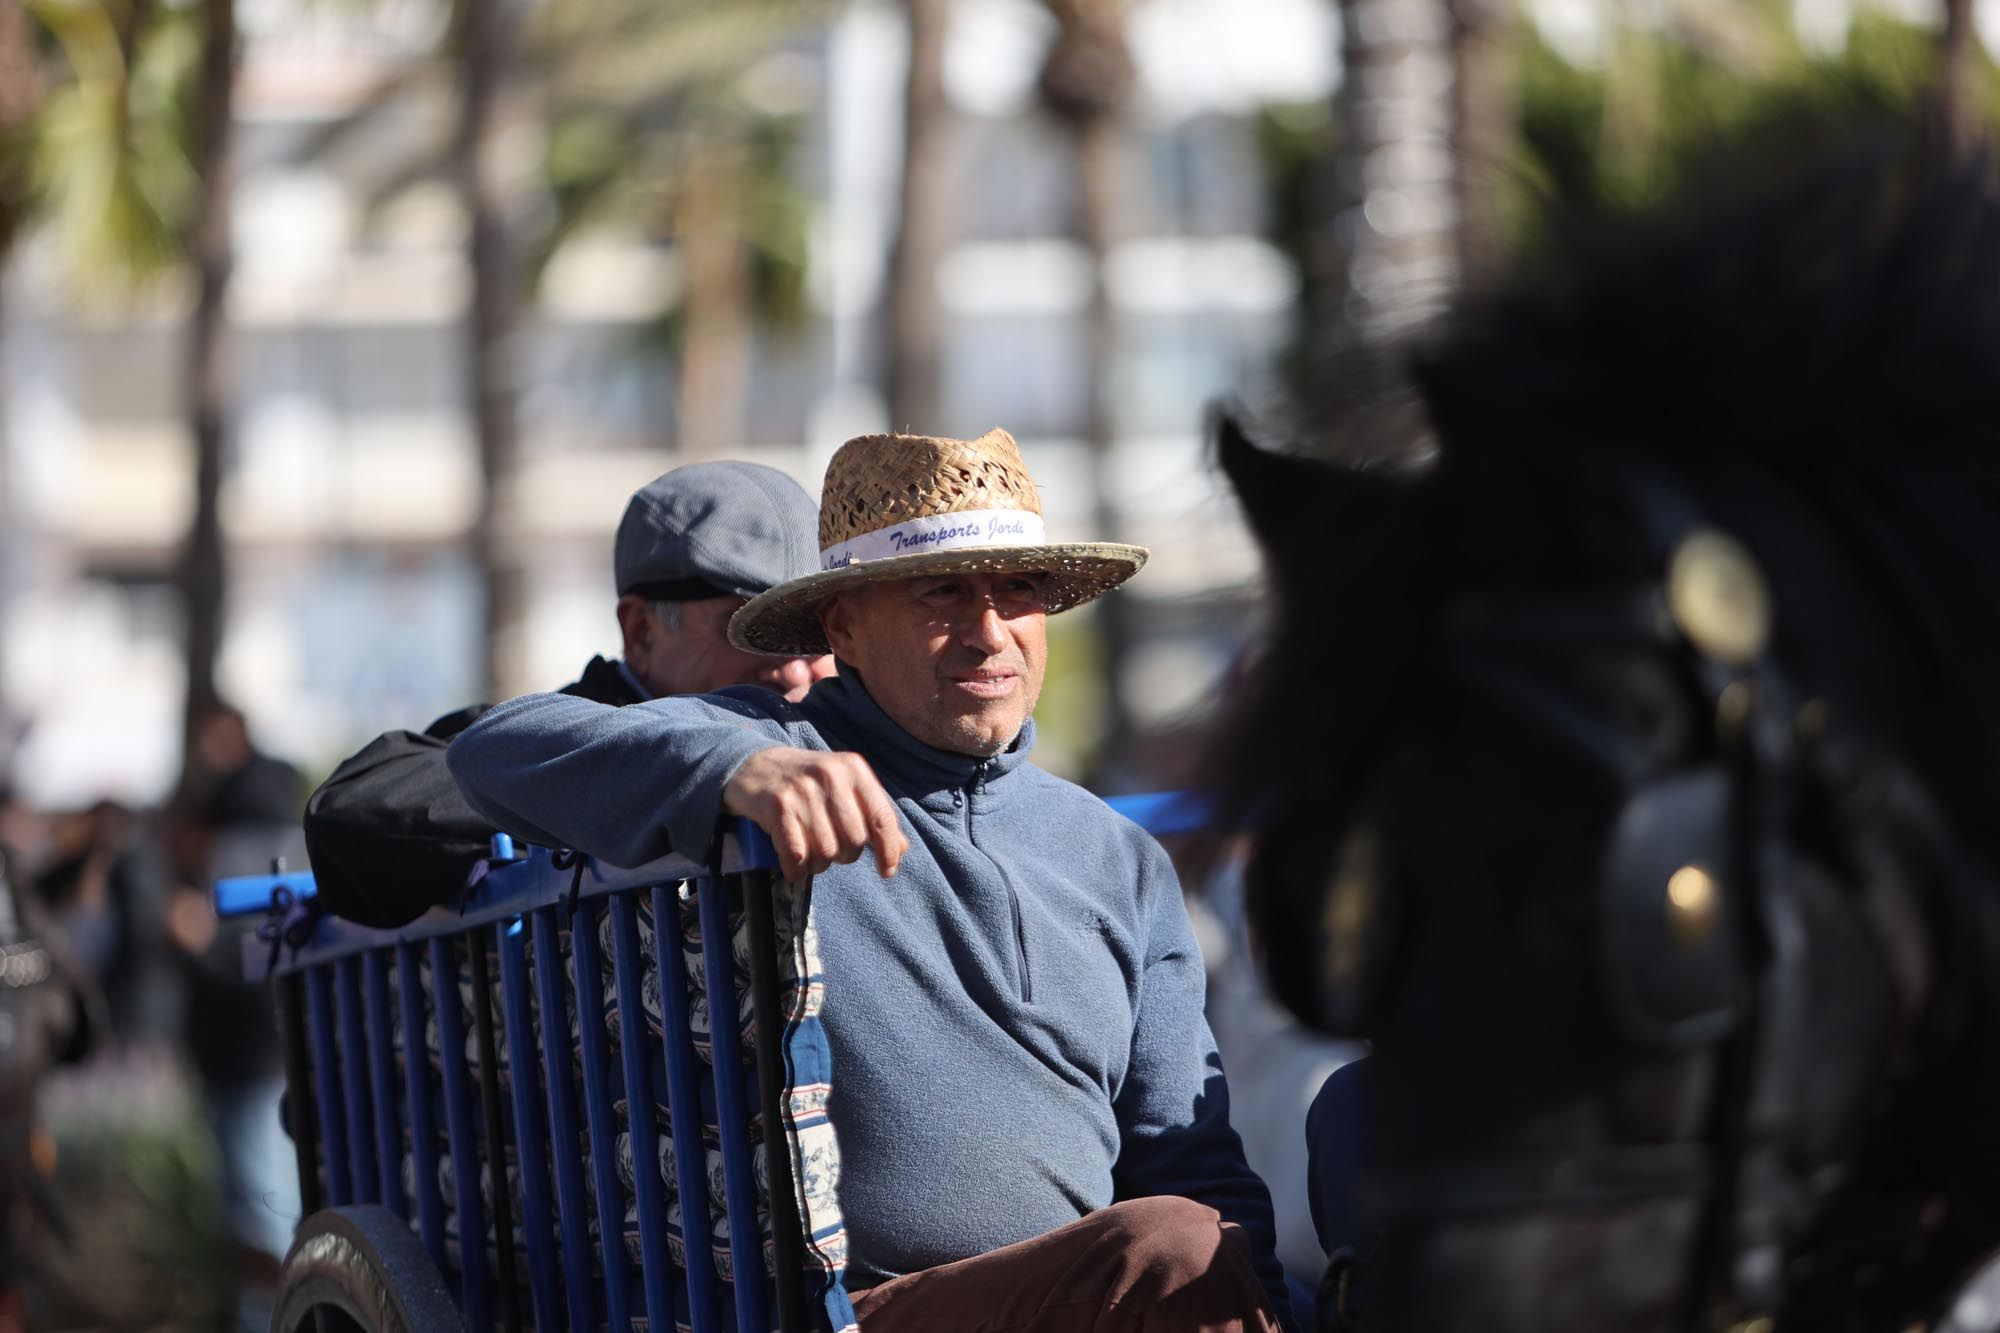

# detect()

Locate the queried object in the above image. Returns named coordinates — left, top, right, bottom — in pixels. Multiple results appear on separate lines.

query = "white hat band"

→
left=819, top=509, right=1047, bottom=571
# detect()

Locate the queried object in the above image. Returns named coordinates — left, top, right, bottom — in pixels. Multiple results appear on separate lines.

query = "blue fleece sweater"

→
left=446, top=673, right=1294, bottom=1324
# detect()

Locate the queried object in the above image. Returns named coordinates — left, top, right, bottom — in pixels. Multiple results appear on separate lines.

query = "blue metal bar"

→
left=498, top=919, right=561, bottom=1333
left=214, top=870, right=317, bottom=919
left=464, top=938, right=521, bottom=1333
left=729, top=817, right=779, bottom=871
left=568, top=900, right=632, bottom=1333
left=653, top=883, right=720, bottom=1328
left=698, top=874, right=771, bottom=1333
left=276, top=972, right=324, bottom=1217
left=334, top=957, right=379, bottom=1205
left=397, top=943, right=448, bottom=1278
left=1104, top=790, right=1211, bottom=837
left=431, top=936, right=490, bottom=1331
left=303, top=964, right=350, bottom=1207
left=532, top=907, right=596, bottom=1333
left=609, top=892, right=676, bottom=1333
left=362, top=951, right=405, bottom=1214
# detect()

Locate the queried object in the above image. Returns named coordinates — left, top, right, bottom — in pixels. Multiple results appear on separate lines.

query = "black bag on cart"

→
left=302, top=722, right=494, bottom=929
left=303, top=655, right=645, bottom=928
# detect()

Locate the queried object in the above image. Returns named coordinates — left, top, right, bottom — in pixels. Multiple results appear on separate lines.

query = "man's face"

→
left=619, top=594, right=832, bottom=701
left=820, top=572, right=1048, bottom=757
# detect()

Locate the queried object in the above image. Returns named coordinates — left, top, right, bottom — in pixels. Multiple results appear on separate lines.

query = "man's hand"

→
left=723, top=748, right=908, bottom=881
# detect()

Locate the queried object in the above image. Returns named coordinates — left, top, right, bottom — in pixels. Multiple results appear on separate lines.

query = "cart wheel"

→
left=269, top=1206, right=464, bottom=1333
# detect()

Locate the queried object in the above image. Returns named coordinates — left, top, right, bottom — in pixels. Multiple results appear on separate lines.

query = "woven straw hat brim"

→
left=728, top=542, right=1149, bottom=656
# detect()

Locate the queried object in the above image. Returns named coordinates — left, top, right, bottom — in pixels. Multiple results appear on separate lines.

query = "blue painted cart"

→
left=224, top=824, right=854, bottom=1333
left=223, top=793, right=1197, bottom=1333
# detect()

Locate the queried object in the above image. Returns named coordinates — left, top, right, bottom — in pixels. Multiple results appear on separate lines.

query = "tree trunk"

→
left=675, top=141, right=753, bottom=461
left=1075, top=113, right=1137, bottom=781
left=0, top=0, right=35, bottom=149
left=885, top=0, right=952, bottom=432
left=1290, top=0, right=1459, bottom=458
left=1939, top=0, right=1978, bottom=161
left=1328, top=0, right=1459, bottom=346
left=1599, top=0, right=1660, bottom=185
left=177, top=0, right=234, bottom=753
left=1448, top=0, right=1511, bottom=285
left=0, top=0, right=38, bottom=731
left=1038, top=0, right=1141, bottom=782
left=459, top=0, right=524, bottom=701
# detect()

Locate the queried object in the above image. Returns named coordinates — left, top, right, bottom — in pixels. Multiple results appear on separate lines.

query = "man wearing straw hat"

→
left=449, top=430, right=1294, bottom=1332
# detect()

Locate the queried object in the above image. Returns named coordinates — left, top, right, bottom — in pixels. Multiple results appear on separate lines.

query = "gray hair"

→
left=649, top=601, right=684, bottom=635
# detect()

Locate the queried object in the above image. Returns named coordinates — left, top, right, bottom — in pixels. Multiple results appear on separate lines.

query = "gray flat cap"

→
left=614, top=462, right=820, bottom=601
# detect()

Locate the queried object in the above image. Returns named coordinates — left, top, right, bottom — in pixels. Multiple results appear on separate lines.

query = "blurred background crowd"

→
left=0, top=0, right=1993, bottom=1326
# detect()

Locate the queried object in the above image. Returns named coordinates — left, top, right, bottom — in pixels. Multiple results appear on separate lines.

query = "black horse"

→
left=1214, top=135, right=2000, bottom=1333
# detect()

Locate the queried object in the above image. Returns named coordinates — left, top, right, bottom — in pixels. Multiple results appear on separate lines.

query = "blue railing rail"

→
left=215, top=791, right=1209, bottom=929
left=1104, top=790, right=1211, bottom=838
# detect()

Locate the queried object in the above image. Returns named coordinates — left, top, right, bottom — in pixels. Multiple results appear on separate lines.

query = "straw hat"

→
left=728, top=429, right=1149, bottom=656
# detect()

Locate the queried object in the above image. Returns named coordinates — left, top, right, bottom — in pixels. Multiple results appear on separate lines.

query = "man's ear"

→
left=818, top=593, right=855, bottom=661
left=615, top=595, right=652, bottom=662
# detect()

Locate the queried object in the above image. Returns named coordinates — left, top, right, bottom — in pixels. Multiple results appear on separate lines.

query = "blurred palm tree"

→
left=0, top=0, right=42, bottom=259
left=1, top=0, right=207, bottom=737
left=885, top=0, right=951, bottom=432
left=1940, top=0, right=1978, bottom=156
left=457, top=0, right=526, bottom=699
left=181, top=0, right=236, bottom=748
left=517, top=0, right=830, bottom=689
left=293, top=0, right=829, bottom=697
left=0, top=0, right=40, bottom=697
left=1326, top=0, right=1459, bottom=349
left=1264, top=0, right=1470, bottom=464
left=11, top=0, right=194, bottom=283
left=1035, top=0, right=1139, bottom=781
left=1450, top=0, right=1512, bottom=284
left=1269, top=0, right=1982, bottom=450
left=536, top=0, right=827, bottom=461
left=1511, top=4, right=2000, bottom=220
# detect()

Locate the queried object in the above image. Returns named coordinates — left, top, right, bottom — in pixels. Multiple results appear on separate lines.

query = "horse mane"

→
left=1217, top=125, right=2000, bottom=874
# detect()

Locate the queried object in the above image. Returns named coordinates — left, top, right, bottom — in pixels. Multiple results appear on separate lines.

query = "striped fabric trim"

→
left=775, top=875, right=860, bottom=1333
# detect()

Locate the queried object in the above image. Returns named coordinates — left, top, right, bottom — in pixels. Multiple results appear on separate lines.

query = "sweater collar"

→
left=613, top=657, right=653, bottom=702
left=802, top=669, right=1035, bottom=797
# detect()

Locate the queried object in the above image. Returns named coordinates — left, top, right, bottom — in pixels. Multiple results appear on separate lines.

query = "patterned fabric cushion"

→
left=317, top=869, right=855, bottom=1333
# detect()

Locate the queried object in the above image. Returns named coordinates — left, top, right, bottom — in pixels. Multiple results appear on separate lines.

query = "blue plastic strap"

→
left=396, top=943, right=448, bottom=1277
left=609, top=892, right=677, bottom=1333
left=531, top=907, right=596, bottom=1333
left=362, top=951, right=405, bottom=1214
left=431, top=936, right=490, bottom=1331
left=567, top=901, right=632, bottom=1333
left=698, top=874, right=771, bottom=1333
left=303, top=965, right=350, bottom=1208
left=497, top=919, right=561, bottom=1333
left=652, top=883, right=720, bottom=1328
left=334, top=957, right=380, bottom=1205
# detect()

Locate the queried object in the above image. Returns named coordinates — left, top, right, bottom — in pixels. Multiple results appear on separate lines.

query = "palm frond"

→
left=283, top=53, right=450, bottom=166
left=24, top=0, right=195, bottom=292
left=543, top=0, right=832, bottom=108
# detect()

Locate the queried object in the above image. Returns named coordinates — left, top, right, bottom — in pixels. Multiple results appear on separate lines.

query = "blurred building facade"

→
left=1, top=0, right=1336, bottom=803
left=0, top=0, right=1953, bottom=802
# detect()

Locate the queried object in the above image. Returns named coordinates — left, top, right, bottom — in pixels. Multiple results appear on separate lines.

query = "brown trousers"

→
left=848, top=1196, right=1284, bottom=1333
